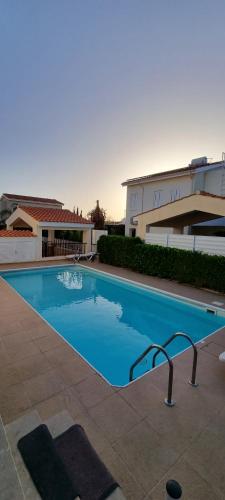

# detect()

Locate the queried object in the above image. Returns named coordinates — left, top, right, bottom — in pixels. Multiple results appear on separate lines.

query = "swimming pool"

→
left=1, top=265, right=225, bottom=386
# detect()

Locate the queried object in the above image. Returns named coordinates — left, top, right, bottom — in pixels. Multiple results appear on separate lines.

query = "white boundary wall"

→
left=0, top=238, right=39, bottom=263
left=145, top=233, right=225, bottom=256
left=91, top=229, right=108, bottom=249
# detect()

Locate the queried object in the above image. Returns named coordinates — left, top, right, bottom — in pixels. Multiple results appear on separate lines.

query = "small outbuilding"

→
left=4, top=205, right=94, bottom=262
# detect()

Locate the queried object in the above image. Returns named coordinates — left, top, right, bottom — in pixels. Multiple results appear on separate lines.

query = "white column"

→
left=82, top=229, right=91, bottom=253
left=48, top=229, right=55, bottom=242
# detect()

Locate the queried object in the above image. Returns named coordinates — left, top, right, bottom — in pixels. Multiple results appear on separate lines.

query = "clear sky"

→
left=1, top=1, right=225, bottom=220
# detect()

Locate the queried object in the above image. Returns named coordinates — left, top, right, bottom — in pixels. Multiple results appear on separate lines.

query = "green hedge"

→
left=97, top=235, right=225, bottom=293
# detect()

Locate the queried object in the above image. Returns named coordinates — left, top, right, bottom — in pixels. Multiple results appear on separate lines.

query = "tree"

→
left=88, top=200, right=106, bottom=229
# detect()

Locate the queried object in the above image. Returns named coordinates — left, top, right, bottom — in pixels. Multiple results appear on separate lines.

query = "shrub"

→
left=97, top=235, right=225, bottom=293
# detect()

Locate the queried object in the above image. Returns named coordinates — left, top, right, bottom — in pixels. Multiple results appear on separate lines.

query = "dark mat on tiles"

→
left=17, top=424, right=78, bottom=500
left=55, top=424, right=119, bottom=500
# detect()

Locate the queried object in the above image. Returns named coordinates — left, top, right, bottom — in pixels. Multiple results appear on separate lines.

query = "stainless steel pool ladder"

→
left=129, top=332, right=198, bottom=407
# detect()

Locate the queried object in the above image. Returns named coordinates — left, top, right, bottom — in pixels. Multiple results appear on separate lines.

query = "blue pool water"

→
left=1, top=265, right=225, bottom=386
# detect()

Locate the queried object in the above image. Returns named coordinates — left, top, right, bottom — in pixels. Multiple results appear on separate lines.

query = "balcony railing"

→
left=42, top=239, right=86, bottom=258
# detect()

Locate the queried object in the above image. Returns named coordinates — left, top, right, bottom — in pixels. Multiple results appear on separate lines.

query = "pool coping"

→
left=1, top=263, right=225, bottom=389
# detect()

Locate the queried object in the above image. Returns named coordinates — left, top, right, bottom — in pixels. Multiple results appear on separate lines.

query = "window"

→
left=130, top=192, right=138, bottom=210
left=153, top=190, right=162, bottom=208
left=170, top=188, right=180, bottom=202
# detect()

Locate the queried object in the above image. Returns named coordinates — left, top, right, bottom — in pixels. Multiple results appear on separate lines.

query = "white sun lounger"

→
left=219, top=352, right=225, bottom=362
left=72, top=251, right=97, bottom=263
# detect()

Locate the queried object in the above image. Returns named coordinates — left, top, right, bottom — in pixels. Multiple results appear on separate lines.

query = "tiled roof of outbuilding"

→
left=19, top=206, right=91, bottom=224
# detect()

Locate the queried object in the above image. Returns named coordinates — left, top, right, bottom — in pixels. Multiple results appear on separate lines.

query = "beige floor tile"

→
left=44, top=344, right=77, bottom=367
left=184, top=405, right=225, bottom=499
left=34, top=334, right=65, bottom=352
left=2, top=337, right=40, bottom=362
left=0, top=449, right=24, bottom=499
left=14, top=352, right=52, bottom=381
left=0, top=383, right=31, bottom=424
left=89, top=393, right=141, bottom=444
left=146, top=458, right=222, bottom=500
left=72, top=409, right=110, bottom=454
left=59, top=358, right=94, bottom=386
left=0, top=340, right=11, bottom=366
left=17, top=461, right=41, bottom=499
left=5, top=410, right=41, bottom=466
left=113, top=419, right=179, bottom=492
left=120, top=374, right=166, bottom=418
left=44, top=409, right=74, bottom=437
left=35, top=384, right=86, bottom=420
left=99, top=446, right=146, bottom=500
left=75, top=373, right=115, bottom=408
left=0, top=362, right=22, bottom=389
left=201, top=341, right=224, bottom=357
left=24, top=369, right=66, bottom=405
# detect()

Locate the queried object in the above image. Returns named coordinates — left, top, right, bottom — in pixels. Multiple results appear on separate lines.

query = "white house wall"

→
left=125, top=163, right=225, bottom=236
left=0, top=238, right=39, bottom=263
left=204, top=167, right=225, bottom=196
left=125, top=175, right=192, bottom=235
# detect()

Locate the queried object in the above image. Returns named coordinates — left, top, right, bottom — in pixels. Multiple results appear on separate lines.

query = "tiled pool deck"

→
left=1, top=259, right=225, bottom=499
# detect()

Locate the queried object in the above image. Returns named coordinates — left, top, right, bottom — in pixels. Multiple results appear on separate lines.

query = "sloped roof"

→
left=135, top=191, right=225, bottom=217
left=19, top=205, right=90, bottom=224
left=3, top=193, right=63, bottom=205
left=122, top=161, right=224, bottom=186
left=134, top=191, right=225, bottom=228
left=0, top=230, right=36, bottom=237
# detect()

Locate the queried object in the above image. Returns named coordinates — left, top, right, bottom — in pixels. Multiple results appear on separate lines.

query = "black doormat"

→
left=17, top=424, right=78, bottom=500
left=55, top=424, right=119, bottom=500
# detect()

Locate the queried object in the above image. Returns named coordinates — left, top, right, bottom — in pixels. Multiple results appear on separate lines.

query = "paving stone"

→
left=75, top=373, right=115, bottom=408
left=44, top=344, right=77, bottom=367
left=146, top=457, right=223, bottom=500
left=0, top=383, right=31, bottom=424
left=34, top=334, right=65, bottom=352
left=44, top=409, right=74, bottom=438
left=17, top=461, right=41, bottom=499
left=0, top=449, right=23, bottom=496
left=0, top=417, right=9, bottom=453
left=184, top=405, right=225, bottom=499
left=5, top=410, right=41, bottom=465
left=35, top=384, right=86, bottom=420
left=113, top=419, right=179, bottom=492
left=99, top=445, right=146, bottom=500
left=24, top=369, right=66, bottom=405
left=89, top=393, right=141, bottom=444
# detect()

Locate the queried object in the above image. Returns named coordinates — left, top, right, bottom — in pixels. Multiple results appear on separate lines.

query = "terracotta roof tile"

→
left=3, top=193, right=63, bottom=205
left=0, top=230, right=36, bottom=237
left=19, top=205, right=91, bottom=224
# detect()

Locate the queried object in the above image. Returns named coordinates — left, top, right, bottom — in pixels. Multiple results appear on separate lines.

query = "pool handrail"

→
left=129, top=343, right=175, bottom=406
left=152, top=332, right=198, bottom=387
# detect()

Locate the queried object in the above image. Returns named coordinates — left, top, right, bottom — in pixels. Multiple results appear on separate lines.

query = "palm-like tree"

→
left=88, top=200, right=106, bottom=229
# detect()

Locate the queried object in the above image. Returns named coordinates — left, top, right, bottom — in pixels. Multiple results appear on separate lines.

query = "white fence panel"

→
left=0, top=238, right=38, bottom=263
left=168, top=235, right=195, bottom=250
left=145, top=233, right=225, bottom=256
left=145, top=233, right=168, bottom=246
left=195, top=236, right=225, bottom=256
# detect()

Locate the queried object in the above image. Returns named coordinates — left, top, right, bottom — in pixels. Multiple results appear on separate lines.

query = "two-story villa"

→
left=0, top=193, right=63, bottom=226
left=122, top=156, right=225, bottom=236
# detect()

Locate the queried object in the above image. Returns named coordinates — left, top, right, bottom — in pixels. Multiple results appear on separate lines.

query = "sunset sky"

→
left=1, top=1, right=225, bottom=220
